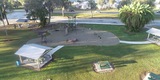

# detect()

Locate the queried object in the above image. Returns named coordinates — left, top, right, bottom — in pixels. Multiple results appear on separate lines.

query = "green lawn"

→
left=52, top=11, right=160, bottom=20
left=0, top=25, right=160, bottom=80
left=52, top=13, right=118, bottom=19
left=82, top=24, right=148, bottom=41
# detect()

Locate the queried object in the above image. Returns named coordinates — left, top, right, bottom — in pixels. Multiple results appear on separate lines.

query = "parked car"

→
left=69, top=9, right=74, bottom=12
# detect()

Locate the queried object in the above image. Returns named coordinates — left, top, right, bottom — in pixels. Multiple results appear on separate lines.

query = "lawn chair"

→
left=142, top=72, right=160, bottom=80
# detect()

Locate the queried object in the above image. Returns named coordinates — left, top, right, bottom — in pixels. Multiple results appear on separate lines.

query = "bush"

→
left=119, top=2, right=154, bottom=32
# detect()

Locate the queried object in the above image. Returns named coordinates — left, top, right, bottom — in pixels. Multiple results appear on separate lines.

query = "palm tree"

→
left=119, top=2, right=154, bottom=32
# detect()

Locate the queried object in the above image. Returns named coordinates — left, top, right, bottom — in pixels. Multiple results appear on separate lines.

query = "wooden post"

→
left=19, top=56, right=23, bottom=63
left=37, top=60, right=40, bottom=69
left=147, top=33, right=150, bottom=40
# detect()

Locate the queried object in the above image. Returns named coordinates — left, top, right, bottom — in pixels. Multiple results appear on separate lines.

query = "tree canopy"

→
left=134, top=0, right=155, bottom=7
left=24, top=0, right=65, bottom=27
left=25, top=0, right=49, bottom=27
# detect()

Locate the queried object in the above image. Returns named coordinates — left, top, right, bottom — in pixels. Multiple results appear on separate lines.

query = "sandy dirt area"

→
left=27, top=27, right=119, bottom=46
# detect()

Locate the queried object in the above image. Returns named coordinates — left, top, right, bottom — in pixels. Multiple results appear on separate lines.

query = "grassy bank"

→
left=82, top=24, right=148, bottom=41
left=0, top=24, right=159, bottom=80
left=52, top=13, right=118, bottom=19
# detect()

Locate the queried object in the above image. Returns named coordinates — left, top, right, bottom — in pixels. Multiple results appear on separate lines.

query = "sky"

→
left=155, top=0, right=160, bottom=3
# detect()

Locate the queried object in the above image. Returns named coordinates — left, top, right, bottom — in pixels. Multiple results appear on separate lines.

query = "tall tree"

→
left=0, top=1, right=8, bottom=36
left=89, top=0, right=96, bottom=18
left=133, top=0, right=155, bottom=7
left=25, top=0, right=49, bottom=27
left=61, top=0, right=70, bottom=16
left=13, top=0, right=22, bottom=8
left=97, top=0, right=105, bottom=5
left=43, top=0, right=54, bottom=24
left=121, top=0, right=131, bottom=6
left=18, top=0, right=25, bottom=5
left=109, top=0, right=115, bottom=5
left=119, top=2, right=154, bottom=32
left=0, top=7, right=8, bottom=36
left=117, top=0, right=131, bottom=9
left=25, top=0, right=64, bottom=26
left=0, top=0, right=9, bottom=25
left=43, top=0, right=64, bottom=23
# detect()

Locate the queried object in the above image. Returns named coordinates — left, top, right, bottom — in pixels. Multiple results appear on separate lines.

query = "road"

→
left=12, top=9, right=119, bottom=14
left=1, top=9, right=160, bottom=28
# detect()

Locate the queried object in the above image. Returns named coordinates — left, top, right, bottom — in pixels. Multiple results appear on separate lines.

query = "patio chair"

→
left=142, top=72, right=160, bottom=80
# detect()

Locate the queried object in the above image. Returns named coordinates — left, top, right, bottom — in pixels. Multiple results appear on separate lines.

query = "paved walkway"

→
left=5, top=17, right=160, bottom=29
left=119, top=40, right=152, bottom=44
left=51, top=17, right=124, bottom=25
left=4, top=9, right=160, bottom=28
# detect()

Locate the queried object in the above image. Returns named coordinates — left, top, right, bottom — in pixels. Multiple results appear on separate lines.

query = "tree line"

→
left=0, top=0, right=156, bottom=33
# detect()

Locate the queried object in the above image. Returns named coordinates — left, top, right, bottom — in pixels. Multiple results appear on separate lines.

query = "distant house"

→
left=72, top=1, right=91, bottom=9
left=80, top=1, right=91, bottom=9
left=70, top=0, right=121, bottom=9
left=155, top=0, right=160, bottom=3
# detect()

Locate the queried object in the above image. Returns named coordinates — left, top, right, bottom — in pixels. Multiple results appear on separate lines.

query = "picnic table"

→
left=146, top=28, right=160, bottom=45
left=15, top=19, right=28, bottom=28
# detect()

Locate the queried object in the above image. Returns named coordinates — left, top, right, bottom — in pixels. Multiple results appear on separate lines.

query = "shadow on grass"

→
left=55, top=45, right=140, bottom=59
left=0, top=66, right=36, bottom=80
left=112, top=60, right=137, bottom=68
left=43, top=57, right=137, bottom=75
left=0, top=28, right=39, bottom=80
left=43, top=56, right=100, bottom=73
left=0, top=38, right=19, bottom=42
left=42, top=44, right=160, bottom=73
left=42, top=45, right=140, bottom=74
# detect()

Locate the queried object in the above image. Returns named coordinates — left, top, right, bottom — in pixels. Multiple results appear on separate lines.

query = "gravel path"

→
left=27, top=27, right=119, bottom=46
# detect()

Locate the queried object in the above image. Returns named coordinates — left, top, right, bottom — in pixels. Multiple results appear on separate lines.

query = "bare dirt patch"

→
left=27, top=27, right=119, bottom=46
